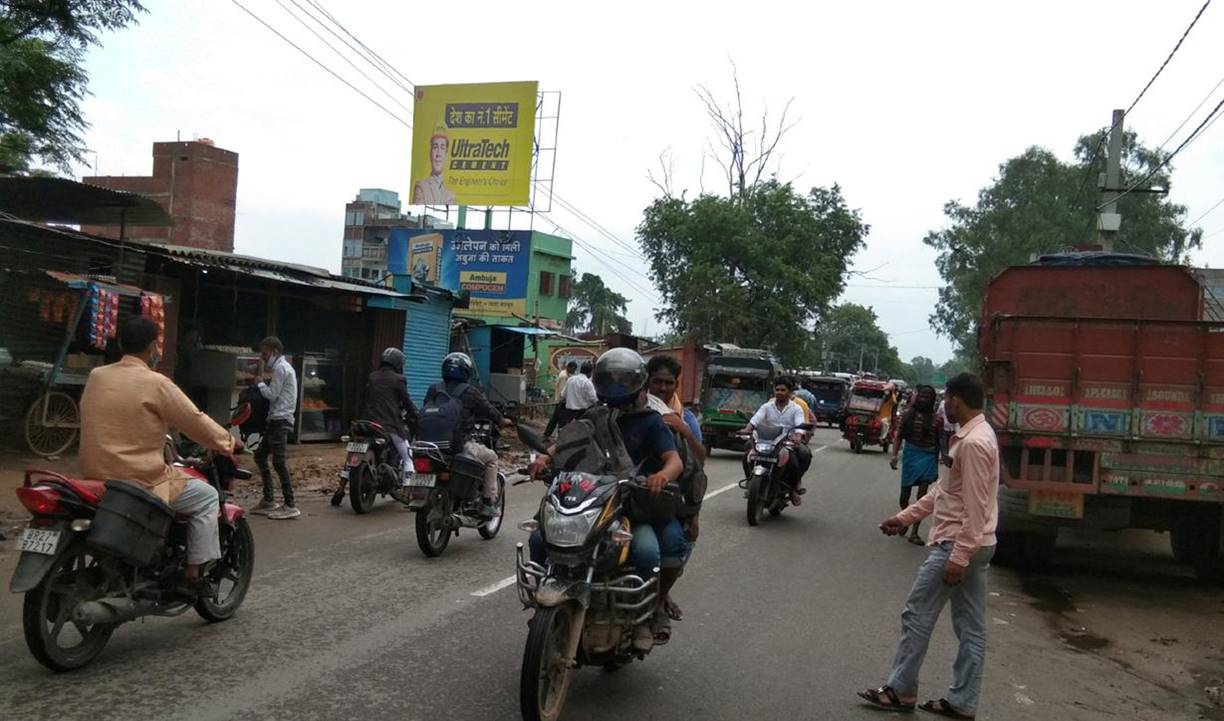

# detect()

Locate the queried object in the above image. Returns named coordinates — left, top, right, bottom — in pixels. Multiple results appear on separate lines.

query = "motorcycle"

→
left=739, top=422, right=813, bottom=526
left=404, top=422, right=506, bottom=557
left=332, top=420, right=408, bottom=513
left=514, top=425, right=680, bottom=721
left=10, top=442, right=255, bottom=671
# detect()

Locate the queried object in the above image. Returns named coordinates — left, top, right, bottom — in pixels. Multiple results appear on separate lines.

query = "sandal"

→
left=652, top=612, right=672, bottom=645
left=919, top=699, right=974, bottom=719
left=664, top=596, right=683, bottom=622
left=857, top=686, right=916, bottom=713
left=908, top=534, right=925, bottom=546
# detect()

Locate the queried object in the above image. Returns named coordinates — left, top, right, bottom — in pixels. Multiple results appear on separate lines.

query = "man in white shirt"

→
left=740, top=377, right=810, bottom=503
left=554, top=361, right=577, bottom=402
left=563, top=362, right=597, bottom=411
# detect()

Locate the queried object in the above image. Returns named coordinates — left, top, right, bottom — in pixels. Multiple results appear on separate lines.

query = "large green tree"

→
left=638, top=180, right=868, bottom=365
left=0, top=0, right=144, bottom=173
left=908, top=355, right=937, bottom=385
left=812, top=303, right=905, bottom=377
left=565, top=272, right=632, bottom=335
left=925, top=130, right=1202, bottom=356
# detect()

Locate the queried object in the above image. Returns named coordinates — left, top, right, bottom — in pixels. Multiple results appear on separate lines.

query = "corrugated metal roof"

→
left=0, top=176, right=173, bottom=226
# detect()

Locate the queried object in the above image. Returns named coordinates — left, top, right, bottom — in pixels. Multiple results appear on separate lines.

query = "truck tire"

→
left=1174, top=509, right=1224, bottom=583
left=1170, top=522, right=1198, bottom=565
left=996, top=531, right=1057, bottom=571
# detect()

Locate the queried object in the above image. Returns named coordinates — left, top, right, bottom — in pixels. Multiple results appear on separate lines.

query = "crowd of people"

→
left=71, top=317, right=998, bottom=719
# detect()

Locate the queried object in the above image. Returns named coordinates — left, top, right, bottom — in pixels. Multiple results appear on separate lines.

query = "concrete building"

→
left=82, top=139, right=238, bottom=252
left=340, top=188, right=451, bottom=283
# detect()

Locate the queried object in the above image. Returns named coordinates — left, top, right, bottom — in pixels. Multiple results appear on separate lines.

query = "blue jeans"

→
left=886, top=542, right=995, bottom=714
left=528, top=518, right=688, bottom=578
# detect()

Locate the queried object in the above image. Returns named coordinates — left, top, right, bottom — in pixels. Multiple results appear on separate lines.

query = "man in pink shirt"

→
left=859, top=373, right=999, bottom=719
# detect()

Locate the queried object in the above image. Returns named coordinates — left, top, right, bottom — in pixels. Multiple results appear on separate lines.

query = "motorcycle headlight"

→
left=542, top=503, right=603, bottom=548
left=754, top=442, right=774, bottom=454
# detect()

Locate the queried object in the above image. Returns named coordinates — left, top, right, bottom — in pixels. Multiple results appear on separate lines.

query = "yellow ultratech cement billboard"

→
left=410, top=81, right=538, bottom=207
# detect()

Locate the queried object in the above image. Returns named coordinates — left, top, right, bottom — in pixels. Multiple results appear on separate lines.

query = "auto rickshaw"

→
left=802, top=375, right=852, bottom=428
left=842, top=378, right=897, bottom=454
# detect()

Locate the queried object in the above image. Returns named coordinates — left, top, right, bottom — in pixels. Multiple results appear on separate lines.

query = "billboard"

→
left=389, top=229, right=532, bottom=317
left=410, top=81, right=538, bottom=207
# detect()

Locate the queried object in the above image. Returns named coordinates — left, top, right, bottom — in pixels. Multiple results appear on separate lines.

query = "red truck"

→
left=980, top=254, right=1224, bottom=580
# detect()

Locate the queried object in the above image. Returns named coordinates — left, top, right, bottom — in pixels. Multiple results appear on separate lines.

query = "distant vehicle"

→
left=982, top=252, right=1224, bottom=580
left=843, top=378, right=895, bottom=454
left=802, top=375, right=852, bottom=428
left=698, top=344, right=782, bottom=454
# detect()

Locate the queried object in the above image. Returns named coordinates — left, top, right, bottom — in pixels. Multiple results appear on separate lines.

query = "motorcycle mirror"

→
left=516, top=425, right=551, bottom=455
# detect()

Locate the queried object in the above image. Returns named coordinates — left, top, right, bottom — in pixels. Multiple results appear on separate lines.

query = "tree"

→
left=565, top=272, right=632, bottom=335
left=909, top=356, right=937, bottom=385
left=0, top=1, right=145, bottom=173
left=925, top=130, right=1202, bottom=357
left=813, top=303, right=905, bottom=377
left=638, top=181, right=867, bottom=366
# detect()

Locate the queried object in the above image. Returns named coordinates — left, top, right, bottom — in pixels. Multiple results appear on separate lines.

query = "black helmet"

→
left=593, top=348, right=647, bottom=407
left=381, top=347, right=405, bottom=373
left=441, top=352, right=474, bottom=382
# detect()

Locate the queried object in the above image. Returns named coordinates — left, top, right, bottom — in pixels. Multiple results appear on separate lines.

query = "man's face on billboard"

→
left=430, top=137, right=447, bottom=175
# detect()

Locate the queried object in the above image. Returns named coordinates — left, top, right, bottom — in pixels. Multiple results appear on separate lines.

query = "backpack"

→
left=672, top=416, right=707, bottom=518
left=238, top=385, right=269, bottom=434
left=552, top=405, right=636, bottom=477
left=417, top=382, right=470, bottom=451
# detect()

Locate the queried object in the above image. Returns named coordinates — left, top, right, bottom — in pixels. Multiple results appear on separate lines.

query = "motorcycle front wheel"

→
left=349, top=462, right=378, bottom=514
left=746, top=473, right=767, bottom=526
left=520, top=604, right=576, bottom=721
left=415, top=490, right=452, bottom=557
left=196, top=518, right=255, bottom=622
left=478, top=476, right=506, bottom=540
left=22, top=545, right=116, bottom=671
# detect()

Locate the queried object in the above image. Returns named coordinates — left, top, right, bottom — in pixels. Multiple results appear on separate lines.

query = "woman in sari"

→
left=888, top=384, right=942, bottom=544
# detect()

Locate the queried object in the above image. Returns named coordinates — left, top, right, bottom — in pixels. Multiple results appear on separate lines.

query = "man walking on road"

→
left=252, top=336, right=300, bottom=520
left=859, top=372, right=999, bottom=719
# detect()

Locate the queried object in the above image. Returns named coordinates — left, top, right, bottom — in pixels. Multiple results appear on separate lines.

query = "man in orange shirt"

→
left=859, top=373, right=999, bottom=719
left=80, top=317, right=238, bottom=586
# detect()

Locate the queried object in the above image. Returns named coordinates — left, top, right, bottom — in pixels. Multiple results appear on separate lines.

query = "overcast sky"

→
left=73, top=0, right=1224, bottom=364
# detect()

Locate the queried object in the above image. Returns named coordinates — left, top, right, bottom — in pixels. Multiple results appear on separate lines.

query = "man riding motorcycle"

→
left=528, top=348, right=686, bottom=650
left=79, top=316, right=240, bottom=591
left=422, top=352, right=513, bottom=517
left=740, top=376, right=811, bottom=505
left=363, top=347, right=419, bottom=481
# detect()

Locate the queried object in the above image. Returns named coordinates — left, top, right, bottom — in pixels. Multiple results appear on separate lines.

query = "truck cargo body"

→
left=979, top=261, right=1224, bottom=577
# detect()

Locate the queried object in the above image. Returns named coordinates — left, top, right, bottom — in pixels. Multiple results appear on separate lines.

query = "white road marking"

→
left=470, top=575, right=516, bottom=597
left=470, top=443, right=836, bottom=597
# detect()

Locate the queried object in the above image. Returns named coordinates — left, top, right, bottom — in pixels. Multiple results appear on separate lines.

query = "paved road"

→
left=0, top=428, right=1214, bottom=720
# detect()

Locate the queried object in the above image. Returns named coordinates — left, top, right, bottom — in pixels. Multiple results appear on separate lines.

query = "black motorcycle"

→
left=740, top=422, right=813, bottom=526
left=404, top=423, right=505, bottom=557
left=514, top=426, right=680, bottom=721
left=332, top=420, right=408, bottom=513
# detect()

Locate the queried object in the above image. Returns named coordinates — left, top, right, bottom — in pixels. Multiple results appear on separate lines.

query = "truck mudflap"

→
left=10, top=523, right=74, bottom=594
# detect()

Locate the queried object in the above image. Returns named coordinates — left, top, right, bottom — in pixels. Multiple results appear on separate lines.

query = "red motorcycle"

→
left=10, top=446, right=255, bottom=671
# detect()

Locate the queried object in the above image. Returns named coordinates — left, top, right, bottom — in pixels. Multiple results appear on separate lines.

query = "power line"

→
left=273, top=0, right=412, bottom=115
left=302, top=0, right=417, bottom=90
left=1070, top=0, right=1213, bottom=209
left=1187, top=191, right=1224, bottom=228
left=1101, top=94, right=1224, bottom=209
left=230, top=0, right=411, bottom=129
left=290, top=0, right=416, bottom=95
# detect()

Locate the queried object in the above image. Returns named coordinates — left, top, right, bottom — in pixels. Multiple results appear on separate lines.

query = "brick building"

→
left=341, top=188, right=450, bottom=283
left=82, top=139, right=238, bottom=252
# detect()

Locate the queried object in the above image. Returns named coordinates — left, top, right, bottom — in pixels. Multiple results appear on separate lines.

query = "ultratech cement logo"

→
left=450, top=139, right=511, bottom=172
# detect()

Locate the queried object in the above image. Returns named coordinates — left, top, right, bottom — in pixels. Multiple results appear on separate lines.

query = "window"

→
left=344, top=210, right=365, bottom=227
left=558, top=274, right=572, bottom=299
left=539, top=271, right=554, bottom=297
left=343, top=240, right=361, bottom=258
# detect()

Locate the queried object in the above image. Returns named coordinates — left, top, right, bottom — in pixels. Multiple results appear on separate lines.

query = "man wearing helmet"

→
left=426, top=352, right=514, bottom=516
left=529, top=348, right=686, bottom=649
left=363, top=348, right=420, bottom=481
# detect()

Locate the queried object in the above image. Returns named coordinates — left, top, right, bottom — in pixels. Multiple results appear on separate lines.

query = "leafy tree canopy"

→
left=565, top=272, right=632, bottom=335
left=0, top=0, right=145, bottom=172
left=925, top=130, right=1202, bottom=357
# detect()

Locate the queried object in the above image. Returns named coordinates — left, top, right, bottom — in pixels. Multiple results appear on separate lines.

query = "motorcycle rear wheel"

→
left=415, top=491, right=452, bottom=557
left=746, top=474, right=767, bottom=526
left=520, top=604, right=576, bottom=721
left=478, top=476, right=506, bottom=540
left=196, top=518, right=255, bottom=622
left=349, top=462, right=378, bottom=514
left=22, top=545, right=115, bottom=672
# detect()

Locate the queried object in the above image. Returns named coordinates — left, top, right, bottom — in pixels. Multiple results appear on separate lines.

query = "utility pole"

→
left=1097, top=108, right=1125, bottom=252
left=858, top=345, right=866, bottom=374
left=873, top=348, right=880, bottom=374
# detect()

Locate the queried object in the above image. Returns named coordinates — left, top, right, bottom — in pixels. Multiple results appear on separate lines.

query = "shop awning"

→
left=499, top=326, right=560, bottom=337
left=0, top=176, right=172, bottom=227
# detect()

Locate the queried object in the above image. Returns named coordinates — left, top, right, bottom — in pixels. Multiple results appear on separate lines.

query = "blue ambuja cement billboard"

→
left=389, top=229, right=531, bottom=317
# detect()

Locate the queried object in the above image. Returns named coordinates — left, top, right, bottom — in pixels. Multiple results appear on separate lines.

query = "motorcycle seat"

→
left=63, top=478, right=107, bottom=505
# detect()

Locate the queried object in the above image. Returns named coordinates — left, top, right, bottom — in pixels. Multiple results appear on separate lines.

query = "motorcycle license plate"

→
left=408, top=473, right=436, bottom=488
left=18, top=528, right=60, bottom=555
left=346, top=442, right=369, bottom=453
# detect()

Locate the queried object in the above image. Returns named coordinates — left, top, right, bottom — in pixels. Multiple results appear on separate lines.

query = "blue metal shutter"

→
left=403, top=291, right=453, bottom=404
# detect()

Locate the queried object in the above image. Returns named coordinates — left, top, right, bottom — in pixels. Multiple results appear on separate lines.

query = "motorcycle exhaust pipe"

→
left=72, top=598, right=157, bottom=625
